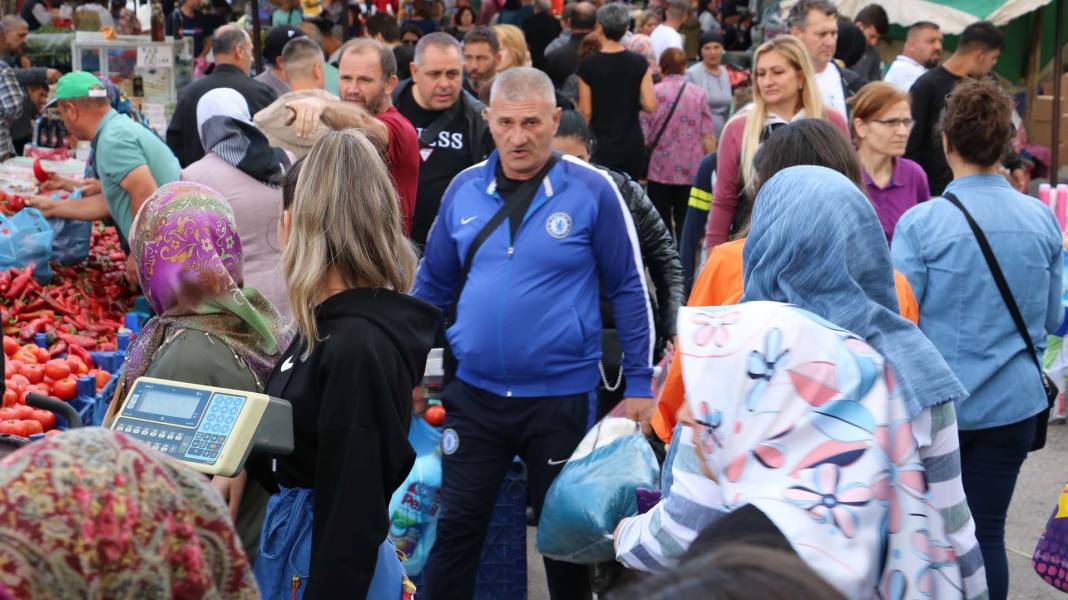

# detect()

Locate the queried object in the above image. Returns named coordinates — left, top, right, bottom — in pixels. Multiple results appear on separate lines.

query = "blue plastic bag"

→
left=536, top=417, right=661, bottom=564
left=388, top=418, right=443, bottom=575
left=0, top=208, right=54, bottom=278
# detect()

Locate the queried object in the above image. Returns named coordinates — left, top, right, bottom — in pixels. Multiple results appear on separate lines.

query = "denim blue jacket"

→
left=892, top=175, right=1063, bottom=430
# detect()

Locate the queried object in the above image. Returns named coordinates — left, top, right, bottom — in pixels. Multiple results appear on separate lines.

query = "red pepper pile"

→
left=0, top=223, right=134, bottom=413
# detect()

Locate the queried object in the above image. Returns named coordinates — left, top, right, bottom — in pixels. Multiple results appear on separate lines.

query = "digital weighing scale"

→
left=108, top=377, right=294, bottom=477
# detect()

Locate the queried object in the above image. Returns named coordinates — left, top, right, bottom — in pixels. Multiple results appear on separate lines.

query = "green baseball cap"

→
left=54, top=71, right=108, bottom=101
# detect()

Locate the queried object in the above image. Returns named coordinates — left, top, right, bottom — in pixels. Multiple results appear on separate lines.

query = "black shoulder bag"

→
left=640, top=82, right=687, bottom=181
left=944, top=192, right=1058, bottom=451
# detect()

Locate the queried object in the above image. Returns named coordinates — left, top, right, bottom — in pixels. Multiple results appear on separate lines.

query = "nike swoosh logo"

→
left=460, top=216, right=478, bottom=225
left=547, top=458, right=569, bottom=466
left=280, top=356, right=294, bottom=372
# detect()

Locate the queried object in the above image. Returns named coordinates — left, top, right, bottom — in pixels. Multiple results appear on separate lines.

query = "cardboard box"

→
left=1028, top=116, right=1068, bottom=148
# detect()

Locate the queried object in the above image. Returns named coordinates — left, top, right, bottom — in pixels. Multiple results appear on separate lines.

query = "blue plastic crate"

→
left=475, top=458, right=528, bottom=600
left=408, top=458, right=529, bottom=600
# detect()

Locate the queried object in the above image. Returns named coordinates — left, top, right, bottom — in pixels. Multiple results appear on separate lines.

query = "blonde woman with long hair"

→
left=703, top=35, right=851, bottom=248
left=493, top=23, right=532, bottom=69
left=245, top=129, right=440, bottom=599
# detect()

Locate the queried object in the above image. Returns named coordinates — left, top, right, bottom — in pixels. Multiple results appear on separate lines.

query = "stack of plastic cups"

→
left=1040, top=183, right=1053, bottom=210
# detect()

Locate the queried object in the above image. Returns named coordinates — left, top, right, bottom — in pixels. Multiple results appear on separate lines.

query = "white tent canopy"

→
left=778, top=0, right=1053, bottom=34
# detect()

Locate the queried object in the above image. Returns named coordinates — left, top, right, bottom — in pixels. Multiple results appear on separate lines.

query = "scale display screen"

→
left=123, top=381, right=211, bottom=427
left=135, top=390, right=199, bottom=420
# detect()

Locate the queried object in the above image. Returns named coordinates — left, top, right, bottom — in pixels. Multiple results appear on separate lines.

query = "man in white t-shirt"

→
left=650, top=0, right=687, bottom=60
left=789, top=0, right=861, bottom=118
left=884, top=21, right=943, bottom=92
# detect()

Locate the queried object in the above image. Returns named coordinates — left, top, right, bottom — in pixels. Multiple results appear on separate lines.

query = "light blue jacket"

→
left=892, top=175, right=1063, bottom=430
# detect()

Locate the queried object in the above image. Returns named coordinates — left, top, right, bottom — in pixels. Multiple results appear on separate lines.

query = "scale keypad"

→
left=115, top=392, right=246, bottom=464
left=183, top=393, right=245, bottom=465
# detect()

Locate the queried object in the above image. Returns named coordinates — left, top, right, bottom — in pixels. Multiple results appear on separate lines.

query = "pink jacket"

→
left=705, top=109, right=850, bottom=248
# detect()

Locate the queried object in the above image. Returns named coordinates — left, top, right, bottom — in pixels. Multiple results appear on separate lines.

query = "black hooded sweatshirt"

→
left=251, top=287, right=439, bottom=599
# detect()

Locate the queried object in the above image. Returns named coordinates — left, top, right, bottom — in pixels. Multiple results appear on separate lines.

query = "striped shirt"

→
left=616, top=402, right=989, bottom=600
left=0, top=61, right=25, bottom=159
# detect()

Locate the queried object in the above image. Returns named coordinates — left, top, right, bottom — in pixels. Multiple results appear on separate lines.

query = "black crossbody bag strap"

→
left=445, top=153, right=560, bottom=327
left=646, top=81, right=687, bottom=153
left=943, top=192, right=1043, bottom=373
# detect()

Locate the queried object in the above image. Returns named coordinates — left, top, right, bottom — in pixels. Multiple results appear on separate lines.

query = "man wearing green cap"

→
left=26, top=71, right=180, bottom=242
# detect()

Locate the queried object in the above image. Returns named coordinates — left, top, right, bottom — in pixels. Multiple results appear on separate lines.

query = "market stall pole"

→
left=1055, top=0, right=1065, bottom=185
left=251, top=0, right=263, bottom=75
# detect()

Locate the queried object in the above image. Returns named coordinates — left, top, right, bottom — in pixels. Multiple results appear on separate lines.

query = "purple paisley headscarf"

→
left=121, top=181, right=290, bottom=391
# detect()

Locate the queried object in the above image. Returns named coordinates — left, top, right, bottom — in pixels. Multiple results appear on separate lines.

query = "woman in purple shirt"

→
left=851, top=82, right=930, bottom=242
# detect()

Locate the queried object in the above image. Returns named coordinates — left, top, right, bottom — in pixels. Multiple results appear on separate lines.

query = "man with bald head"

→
left=413, top=67, right=654, bottom=600
left=166, top=24, right=278, bottom=166
left=543, top=1, right=596, bottom=97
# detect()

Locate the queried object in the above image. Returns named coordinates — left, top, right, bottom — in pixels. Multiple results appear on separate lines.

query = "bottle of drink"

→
left=132, top=74, right=144, bottom=98
left=150, top=0, right=165, bottom=42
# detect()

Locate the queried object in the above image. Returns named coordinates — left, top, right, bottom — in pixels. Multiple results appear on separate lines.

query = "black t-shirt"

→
left=397, top=85, right=479, bottom=247
left=905, top=65, right=962, bottom=196
left=168, top=10, right=212, bottom=56
left=576, top=50, right=648, bottom=177
left=495, top=153, right=559, bottom=241
left=523, top=12, right=562, bottom=70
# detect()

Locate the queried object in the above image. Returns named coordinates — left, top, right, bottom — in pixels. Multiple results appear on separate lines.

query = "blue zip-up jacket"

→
left=413, top=151, right=655, bottom=398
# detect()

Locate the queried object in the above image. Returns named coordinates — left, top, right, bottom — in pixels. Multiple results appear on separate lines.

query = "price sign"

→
left=137, top=45, right=174, bottom=69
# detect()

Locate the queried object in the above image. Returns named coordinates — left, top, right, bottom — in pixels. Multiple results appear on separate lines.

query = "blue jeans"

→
left=959, top=416, right=1037, bottom=600
left=254, top=486, right=406, bottom=600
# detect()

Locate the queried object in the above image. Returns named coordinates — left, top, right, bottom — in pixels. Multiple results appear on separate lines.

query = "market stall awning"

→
left=779, top=0, right=1054, bottom=33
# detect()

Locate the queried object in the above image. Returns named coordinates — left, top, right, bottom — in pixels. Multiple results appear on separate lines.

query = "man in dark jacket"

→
left=542, top=1, right=595, bottom=92
left=522, top=0, right=561, bottom=70
left=395, top=32, right=492, bottom=247
left=166, top=25, right=277, bottom=166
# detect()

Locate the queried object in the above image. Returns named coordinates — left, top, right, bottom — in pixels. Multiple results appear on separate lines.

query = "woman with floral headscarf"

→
left=105, top=180, right=291, bottom=560
left=0, top=427, right=258, bottom=600
left=615, top=166, right=986, bottom=599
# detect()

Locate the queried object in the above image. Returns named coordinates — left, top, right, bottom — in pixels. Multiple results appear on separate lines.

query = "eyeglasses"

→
left=869, top=118, right=914, bottom=130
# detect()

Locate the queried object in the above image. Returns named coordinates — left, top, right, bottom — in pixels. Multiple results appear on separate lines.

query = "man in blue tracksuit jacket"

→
left=413, top=68, right=654, bottom=600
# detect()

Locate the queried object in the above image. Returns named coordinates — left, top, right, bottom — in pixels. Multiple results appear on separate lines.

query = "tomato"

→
left=33, top=347, right=49, bottom=365
left=12, top=349, right=36, bottom=364
left=21, top=419, right=42, bottom=435
left=2, top=336, right=16, bottom=357
left=0, top=420, right=29, bottom=437
left=0, top=408, right=16, bottom=421
left=29, top=409, right=55, bottom=431
left=1, top=389, right=14, bottom=408
left=18, top=364, right=44, bottom=385
left=12, top=404, right=33, bottom=420
left=94, top=369, right=111, bottom=390
left=424, top=405, right=446, bottom=427
left=50, top=377, right=77, bottom=401
left=8, top=374, right=29, bottom=390
left=43, top=360, right=71, bottom=381
left=66, top=357, right=88, bottom=376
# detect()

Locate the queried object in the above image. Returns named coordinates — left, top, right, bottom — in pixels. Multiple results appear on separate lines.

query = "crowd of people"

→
left=0, top=0, right=1062, bottom=599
